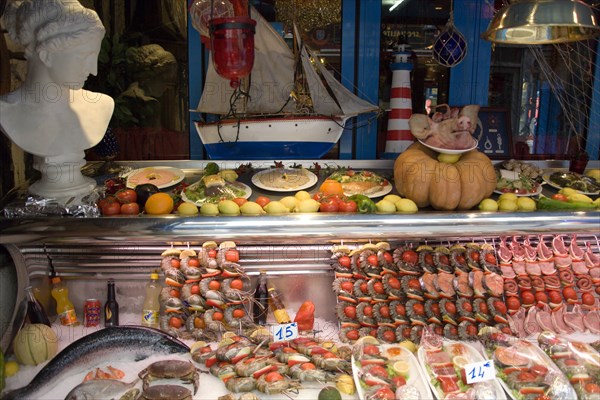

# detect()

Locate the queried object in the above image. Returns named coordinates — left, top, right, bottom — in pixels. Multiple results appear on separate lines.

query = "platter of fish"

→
left=542, top=171, right=600, bottom=195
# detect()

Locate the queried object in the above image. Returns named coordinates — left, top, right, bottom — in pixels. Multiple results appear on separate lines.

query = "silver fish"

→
left=64, top=378, right=139, bottom=400
left=4, top=326, right=190, bottom=400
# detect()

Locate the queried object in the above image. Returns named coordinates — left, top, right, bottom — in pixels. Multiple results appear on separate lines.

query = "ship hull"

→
left=194, top=116, right=347, bottom=159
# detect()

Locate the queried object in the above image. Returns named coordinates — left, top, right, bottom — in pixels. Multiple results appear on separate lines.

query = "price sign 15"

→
left=465, top=360, right=496, bottom=384
left=270, top=322, right=299, bottom=342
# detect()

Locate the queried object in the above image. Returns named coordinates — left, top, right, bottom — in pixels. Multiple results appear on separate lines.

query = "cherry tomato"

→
left=255, top=196, right=271, bottom=208
left=562, top=287, right=578, bottom=301
left=392, top=375, right=407, bottom=388
left=548, top=290, right=563, bottom=304
left=190, top=285, right=201, bottom=295
left=170, top=258, right=181, bottom=268
left=338, top=199, right=358, bottom=212
left=319, top=199, right=339, bottom=212
left=188, top=258, right=200, bottom=267
left=212, top=311, right=224, bottom=321
left=506, top=296, right=521, bottom=310
left=169, top=288, right=180, bottom=298
left=101, top=201, right=121, bottom=216
left=521, top=290, right=535, bottom=305
left=225, top=249, right=240, bottom=263
left=232, top=308, right=246, bottom=318
left=367, top=254, right=379, bottom=266
left=208, top=280, right=221, bottom=290
left=229, top=278, right=244, bottom=290
left=207, top=249, right=218, bottom=258
left=338, top=255, right=351, bottom=268
left=232, top=197, right=248, bottom=207
left=120, top=202, right=140, bottom=215
left=383, top=251, right=393, bottom=264
left=402, top=250, right=418, bottom=264
left=169, top=316, right=183, bottom=328
left=116, top=189, right=137, bottom=204
left=582, top=292, right=596, bottom=306
left=585, top=383, right=600, bottom=394
left=265, top=371, right=284, bottom=382
left=551, top=193, right=569, bottom=202
left=300, top=362, right=316, bottom=370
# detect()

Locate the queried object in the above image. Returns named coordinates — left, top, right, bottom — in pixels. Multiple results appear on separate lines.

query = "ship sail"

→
left=196, top=6, right=378, bottom=118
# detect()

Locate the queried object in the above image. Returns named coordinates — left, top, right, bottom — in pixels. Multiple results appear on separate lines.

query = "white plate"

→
left=181, top=181, right=252, bottom=206
left=125, top=166, right=185, bottom=189
left=348, top=181, right=393, bottom=199
left=352, top=345, right=431, bottom=400
left=542, top=173, right=600, bottom=195
left=251, top=168, right=318, bottom=192
left=419, top=138, right=478, bottom=155
left=494, top=185, right=543, bottom=197
left=417, top=340, right=507, bottom=400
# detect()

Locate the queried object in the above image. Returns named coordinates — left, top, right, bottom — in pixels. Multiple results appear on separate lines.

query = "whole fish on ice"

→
left=3, top=326, right=190, bottom=400
left=64, top=378, right=139, bottom=400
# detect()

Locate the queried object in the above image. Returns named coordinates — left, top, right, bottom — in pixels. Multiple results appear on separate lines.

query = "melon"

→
left=13, top=324, right=58, bottom=365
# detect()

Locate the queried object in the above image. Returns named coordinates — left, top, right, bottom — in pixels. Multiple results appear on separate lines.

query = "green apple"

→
left=295, top=190, right=312, bottom=201
left=376, top=199, right=396, bottom=214
left=498, top=199, right=518, bottom=212
left=383, top=194, right=402, bottom=204
left=395, top=199, right=418, bottom=213
left=478, top=198, right=498, bottom=212
left=200, top=203, right=219, bottom=216
left=218, top=200, right=240, bottom=215
left=516, top=197, right=536, bottom=211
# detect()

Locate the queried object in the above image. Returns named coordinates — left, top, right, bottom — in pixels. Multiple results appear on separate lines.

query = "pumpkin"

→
left=393, top=142, right=496, bottom=210
left=13, top=324, right=58, bottom=365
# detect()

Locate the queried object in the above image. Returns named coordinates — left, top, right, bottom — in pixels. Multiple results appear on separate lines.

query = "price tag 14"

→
left=465, top=360, right=495, bottom=384
left=270, top=322, right=299, bottom=342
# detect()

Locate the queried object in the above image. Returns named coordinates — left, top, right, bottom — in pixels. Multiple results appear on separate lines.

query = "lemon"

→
left=263, top=201, right=289, bottom=214
left=478, top=198, right=498, bottom=212
left=376, top=199, right=396, bottom=214
left=355, top=335, right=380, bottom=346
left=200, top=203, right=219, bottom=216
left=189, top=341, right=209, bottom=354
left=4, top=360, right=19, bottom=377
left=437, top=153, right=462, bottom=164
left=279, top=196, right=298, bottom=211
left=559, top=187, right=578, bottom=196
left=336, top=374, right=356, bottom=395
left=383, top=194, right=402, bottom=203
left=516, top=197, right=536, bottom=211
left=497, top=192, right=518, bottom=202
left=392, top=360, right=410, bottom=377
left=585, top=169, right=600, bottom=181
left=295, top=198, right=321, bottom=213
left=395, top=198, right=418, bottom=213
left=240, top=201, right=265, bottom=216
left=177, top=202, right=199, bottom=215
left=452, top=356, right=470, bottom=369
left=398, top=340, right=417, bottom=353
left=498, top=199, right=518, bottom=212
left=218, top=200, right=241, bottom=215
left=567, top=193, right=594, bottom=204
left=295, top=190, right=312, bottom=201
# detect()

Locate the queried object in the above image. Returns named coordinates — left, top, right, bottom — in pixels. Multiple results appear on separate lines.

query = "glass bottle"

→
left=104, top=279, right=119, bottom=327
left=268, top=285, right=291, bottom=324
left=141, top=272, right=161, bottom=328
left=50, top=277, right=79, bottom=326
left=25, top=285, right=51, bottom=326
left=253, top=271, right=269, bottom=325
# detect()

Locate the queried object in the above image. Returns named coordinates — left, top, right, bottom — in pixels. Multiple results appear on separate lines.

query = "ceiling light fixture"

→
left=482, top=0, right=600, bottom=45
left=389, top=0, right=406, bottom=12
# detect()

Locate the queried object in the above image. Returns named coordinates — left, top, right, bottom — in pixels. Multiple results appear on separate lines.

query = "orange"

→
left=319, top=179, right=344, bottom=196
left=144, top=192, right=174, bottom=215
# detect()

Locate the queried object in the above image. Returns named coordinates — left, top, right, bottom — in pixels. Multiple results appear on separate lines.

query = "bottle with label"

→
left=50, top=277, right=79, bottom=326
left=141, top=272, right=161, bottom=328
left=104, top=279, right=119, bottom=327
left=25, top=285, right=51, bottom=327
left=268, top=285, right=291, bottom=324
left=253, top=271, right=269, bottom=325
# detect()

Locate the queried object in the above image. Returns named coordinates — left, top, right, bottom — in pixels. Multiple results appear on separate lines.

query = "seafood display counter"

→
left=0, top=160, right=599, bottom=400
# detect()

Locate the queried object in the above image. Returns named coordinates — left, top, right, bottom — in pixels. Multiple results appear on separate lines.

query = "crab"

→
left=138, top=360, right=200, bottom=394
left=139, top=384, right=192, bottom=400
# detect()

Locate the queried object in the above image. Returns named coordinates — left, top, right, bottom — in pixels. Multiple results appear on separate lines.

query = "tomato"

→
left=98, top=195, right=118, bottom=209
left=380, top=329, right=396, bottom=343
left=120, top=202, right=140, bottom=215
left=551, top=193, right=569, bottom=202
left=188, top=258, right=200, bottom=267
left=229, top=278, right=244, bottom=290
left=300, top=362, right=317, bottom=370
left=367, top=254, right=379, bottom=266
left=169, top=288, right=180, bottom=298
left=115, top=189, right=137, bottom=204
left=548, top=290, right=563, bottom=304
left=506, top=296, right=521, bottom=310
left=319, top=179, right=344, bottom=196
left=232, top=308, right=245, bottom=318
left=208, top=280, right=221, bottom=290
left=582, top=292, right=596, bottom=306
left=344, top=306, right=356, bottom=319
left=169, top=316, right=183, bottom=328
left=170, top=258, right=181, bottom=268
left=190, top=284, right=201, bottom=295
left=212, top=311, right=224, bottom=321
left=585, top=383, right=600, bottom=394
left=265, top=371, right=284, bottom=382
left=254, top=196, right=271, bottom=208
left=402, top=250, right=418, bottom=264
left=225, top=249, right=240, bottom=263
left=363, top=345, right=380, bottom=356
left=534, top=291, right=548, bottom=306
left=319, top=199, right=339, bottom=212
left=521, top=290, right=535, bottom=305
left=207, top=248, right=218, bottom=258
left=445, top=301, right=457, bottom=314
left=338, top=199, right=358, bottom=212
left=101, top=201, right=121, bottom=215
left=338, top=255, right=351, bottom=268
left=392, top=375, right=407, bottom=388
left=382, top=251, right=393, bottom=264
left=562, top=286, right=578, bottom=301
left=232, top=197, right=248, bottom=207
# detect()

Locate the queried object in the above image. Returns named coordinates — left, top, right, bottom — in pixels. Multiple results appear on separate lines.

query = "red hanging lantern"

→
left=209, top=16, right=256, bottom=88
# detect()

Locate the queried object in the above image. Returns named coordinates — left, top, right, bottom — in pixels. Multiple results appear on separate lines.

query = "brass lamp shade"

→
left=483, top=0, right=600, bottom=45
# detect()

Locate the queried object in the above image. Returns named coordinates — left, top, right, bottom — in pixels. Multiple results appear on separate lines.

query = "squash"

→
left=393, top=142, right=496, bottom=210
left=13, top=324, right=58, bottom=365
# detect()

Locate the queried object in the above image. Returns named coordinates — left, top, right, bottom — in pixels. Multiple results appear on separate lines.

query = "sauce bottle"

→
left=104, top=279, right=119, bottom=327
left=141, top=272, right=161, bottom=328
left=268, top=285, right=291, bottom=324
left=253, top=270, right=269, bottom=325
left=51, top=277, right=79, bottom=326
left=25, top=285, right=51, bottom=326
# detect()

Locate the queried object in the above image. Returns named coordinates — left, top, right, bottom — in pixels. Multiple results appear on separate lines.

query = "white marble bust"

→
left=0, top=0, right=114, bottom=199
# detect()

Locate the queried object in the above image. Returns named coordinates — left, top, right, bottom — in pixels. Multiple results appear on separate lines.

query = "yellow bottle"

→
left=51, top=277, right=79, bottom=326
left=268, top=286, right=291, bottom=324
left=141, top=272, right=161, bottom=328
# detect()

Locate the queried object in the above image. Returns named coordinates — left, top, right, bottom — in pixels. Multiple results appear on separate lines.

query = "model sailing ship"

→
left=193, top=7, right=379, bottom=159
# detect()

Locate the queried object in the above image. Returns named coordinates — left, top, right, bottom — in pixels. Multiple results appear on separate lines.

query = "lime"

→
left=318, top=386, right=342, bottom=400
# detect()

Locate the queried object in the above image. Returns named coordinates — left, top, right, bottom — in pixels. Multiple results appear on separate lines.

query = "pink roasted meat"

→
left=552, top=235, right=572, bottom=268
left=535, top=303, right=556, bottom=333
left=563, top=304, right=587, bottom=332
left=537, top=237, right=556, bottom=275
left=570, top=235, right=588, bottom=273
left=408, top=104, right=479, bottom=150
left=551, top=306, right=574, bottom=334
left=584, top=242, right=600, bottom=269
left=524, top=306, right=541, bottom=336
left=507, top=307, right=527, bottom=338
left=583, top=309, right=600, bottom=334
left=524, top=237, right=542, bottom=276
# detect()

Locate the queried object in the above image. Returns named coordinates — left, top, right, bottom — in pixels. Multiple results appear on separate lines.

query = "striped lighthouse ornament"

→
left=383, top=44, right=414, bottom=158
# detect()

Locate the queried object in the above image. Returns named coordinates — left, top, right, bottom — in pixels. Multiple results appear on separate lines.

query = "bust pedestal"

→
left=28, top=152, right=96, bottom=201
